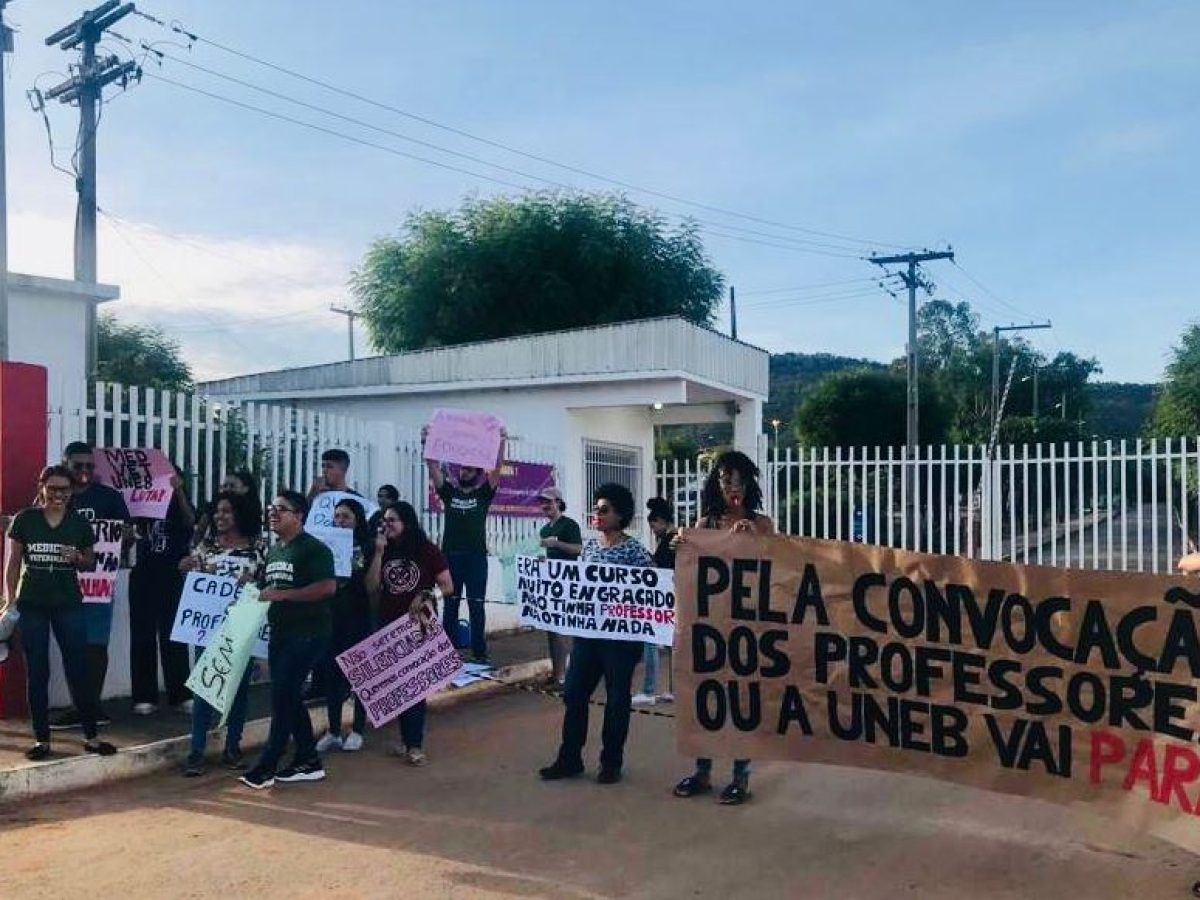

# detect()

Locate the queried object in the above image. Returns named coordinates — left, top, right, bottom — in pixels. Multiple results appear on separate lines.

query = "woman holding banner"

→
left=672, top=450, right=774, bottom=805
left=539, top=482, right=653, bottom=786
left=181, top=491, right=264, bottom=776
left=633, top=498, right=677, bottom=706
left=4, top=466, right=117, bottom=760
left=366, top=501, right=454, bottom=766
left=316, top=498, right=373, bottom=754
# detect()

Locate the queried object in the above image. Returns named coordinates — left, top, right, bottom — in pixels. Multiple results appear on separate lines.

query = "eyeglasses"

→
left=68, top=461, right=94, bottom=471
left=592, top=505, right=614, bottom=515
left=268, top=505, right=298, bottom=516
left=43, top=485, right=73, bottom=496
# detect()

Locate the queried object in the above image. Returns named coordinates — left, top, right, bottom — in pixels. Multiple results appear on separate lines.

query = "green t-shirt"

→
left=262, top=530, right=336, bottom=639
left=6, top=508, right=96, bottom=609
left=539, top=515, right=583, bottom=560
left=437, top=481, right=496, bottom=555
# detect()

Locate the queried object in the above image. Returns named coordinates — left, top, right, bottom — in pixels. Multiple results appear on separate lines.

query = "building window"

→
left=583, top=439, right=642, bottom=516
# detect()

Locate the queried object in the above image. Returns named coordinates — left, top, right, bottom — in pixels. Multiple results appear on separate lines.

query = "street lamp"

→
left=770, top=418, right=781, bottom=447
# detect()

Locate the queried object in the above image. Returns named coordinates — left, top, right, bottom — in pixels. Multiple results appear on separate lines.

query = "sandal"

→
left=673, top=774, right=712, bottom=798
left=84, top=740, right=117, bottom=757
left=719, top=780, right=751, bottom=805
left=25, top=743, right=51, bottom=762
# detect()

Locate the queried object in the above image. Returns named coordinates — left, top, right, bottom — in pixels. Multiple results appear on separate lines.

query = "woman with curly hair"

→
left=672, top=450, right=774, bottom=805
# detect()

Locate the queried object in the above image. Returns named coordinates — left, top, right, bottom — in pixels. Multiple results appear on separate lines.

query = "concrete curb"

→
left=0, top=657, right=551, bottom=804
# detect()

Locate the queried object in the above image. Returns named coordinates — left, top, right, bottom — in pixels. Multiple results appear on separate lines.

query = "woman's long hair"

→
left=700, top=450, right=764, bottom=520
left=386, top=500, right=434, bottom=558
left=335, top=497, right=371, bottom=548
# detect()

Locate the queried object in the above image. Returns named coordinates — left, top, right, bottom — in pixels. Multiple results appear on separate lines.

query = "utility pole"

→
left=869, top=249, right=954, bottom=454
left=729, top=285, right=738, bottom=340
left=44, top=1, right=139, bottom=377
left=330, top=305, right=359, bottom=361
left=0, top=0, right=12, bottom=362
left=990, top=322, right=1051, bottom=436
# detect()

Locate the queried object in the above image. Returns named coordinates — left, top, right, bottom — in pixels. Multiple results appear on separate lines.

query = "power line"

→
left=741, top=285, right=896, bottom=310
left=134, top=7, right=914, bottom=252
left=739, top=277, right=883, bottom=297
left=950, top=259, right=1040, bottom=322
left=138, top=71, right=875, bottom=261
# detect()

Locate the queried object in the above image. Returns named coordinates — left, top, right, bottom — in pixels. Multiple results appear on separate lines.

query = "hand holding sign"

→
left=423, top=408, right=504, bottom=471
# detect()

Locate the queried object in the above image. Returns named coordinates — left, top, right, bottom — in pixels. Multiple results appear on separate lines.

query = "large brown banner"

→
left=674, top=530, right=1200, bottom=821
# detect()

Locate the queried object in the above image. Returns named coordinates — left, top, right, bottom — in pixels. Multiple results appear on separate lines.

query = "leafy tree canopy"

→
left=97, top=313, right=192, bottom=391
left=795, top=368, right=949, bottom=448
left=1148, top=324, right=1200, bottom=437
left=352, top=192, right=725, bottom=352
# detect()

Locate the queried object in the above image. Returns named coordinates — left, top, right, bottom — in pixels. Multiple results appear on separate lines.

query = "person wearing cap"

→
left=537, top=486, right=582, bottom=687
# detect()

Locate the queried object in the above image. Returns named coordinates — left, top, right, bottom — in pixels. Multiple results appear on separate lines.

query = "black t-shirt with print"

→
left=437, top=481, right=495, bottom=555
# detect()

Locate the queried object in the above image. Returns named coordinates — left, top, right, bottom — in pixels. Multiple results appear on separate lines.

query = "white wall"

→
left=6, top=273, right=118, bottom=400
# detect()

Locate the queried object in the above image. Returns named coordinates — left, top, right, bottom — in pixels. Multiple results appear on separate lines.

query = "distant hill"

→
left=1085, top=382, right=1158, bottom=439
left=765, top=352, right=887, bottom=434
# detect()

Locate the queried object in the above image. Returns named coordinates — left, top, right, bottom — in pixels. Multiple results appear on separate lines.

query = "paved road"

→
left=1, top=689, right=1196, bottom=899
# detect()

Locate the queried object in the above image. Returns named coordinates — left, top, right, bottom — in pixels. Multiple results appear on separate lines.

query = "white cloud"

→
left=10, top=209, right=361, bottom=382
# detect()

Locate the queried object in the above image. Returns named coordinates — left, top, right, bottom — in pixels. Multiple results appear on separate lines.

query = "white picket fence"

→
left=656, top=439, right=1200, bottom=574
left=46, top=380, right=561, bottom=557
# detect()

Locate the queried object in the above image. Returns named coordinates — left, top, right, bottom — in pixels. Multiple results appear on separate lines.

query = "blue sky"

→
left=7, top=1, right=1197, bottom=381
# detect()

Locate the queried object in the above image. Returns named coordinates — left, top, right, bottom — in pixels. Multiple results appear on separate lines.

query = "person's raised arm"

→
left=365, top=529, right=387, bottom=600
left=421, top=426, right=446, bottom=491
left=486, top=428, right=508, bottom=489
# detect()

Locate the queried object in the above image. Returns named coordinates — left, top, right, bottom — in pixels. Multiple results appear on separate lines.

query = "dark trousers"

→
left=129, top=565, right=191, bottom=706
left=253, top=633, right=328, bottom=775
left=323, top=608, right=371, bottom=736
left=556, top=637, right=642, bottom=771
left=399, top=700, right=427, bottom=749
left=444, top=551, right=488, bottom=658
left=21, top=605, right=99, bottom=742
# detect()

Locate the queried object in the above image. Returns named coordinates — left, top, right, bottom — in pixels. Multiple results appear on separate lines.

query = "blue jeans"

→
left=444, top=552, right=488, bottom=658
left=641, top=643, right=658, bottom=694
left=83, top=601, right=113, bottom=647
left=399, top=700, right=427, bottom=749
left=21, top=605, right=99, bottom=742
left=556, top=637, right=642, bottom=771
left=190, top=663, right=252, bottom=757
left=252, top=633, right=328, bottom=775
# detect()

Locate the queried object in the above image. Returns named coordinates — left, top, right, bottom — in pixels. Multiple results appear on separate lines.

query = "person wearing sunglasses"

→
left=671, top=450, right=775, bottom=806
left=4, top=466, right=117, bottom=760
left=240, top=491, right=337, bottom=790
left=539, top=482, right=653, bottom=786
left=365, top=501, right=454, bottom=767
left=49, top=442, right=131, bottom=732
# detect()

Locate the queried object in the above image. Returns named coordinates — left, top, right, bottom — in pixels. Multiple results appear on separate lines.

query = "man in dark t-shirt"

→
left=241, top=490, right=336, bottom=790
left=422, top=425, right=506, bottom=664
left=52, top=441, right=131, bottom=730
left=537, top=487, right=582, bottom=686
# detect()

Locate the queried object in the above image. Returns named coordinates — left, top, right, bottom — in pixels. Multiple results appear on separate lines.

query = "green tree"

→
left=351, top=192, right=724, bottom=351
left=795, top=368, right=949, bottom=447
left=1148, top=324, right=1200, bottom=437
left=97, top=313, right=192, bottom=390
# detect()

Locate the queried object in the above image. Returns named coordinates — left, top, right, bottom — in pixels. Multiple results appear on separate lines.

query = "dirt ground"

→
left=2, top=688, right=1198, bottom=899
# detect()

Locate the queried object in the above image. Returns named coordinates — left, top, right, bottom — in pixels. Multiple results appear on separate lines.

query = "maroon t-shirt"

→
left=378, top=541, right=450, bottom=625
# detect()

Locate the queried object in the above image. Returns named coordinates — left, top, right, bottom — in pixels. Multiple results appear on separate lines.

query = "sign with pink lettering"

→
left=79, top=518, right=123, bottom=604
left=423, top=408, right=503, bottom=471
left=336, top=614, right=464, bottom=727
left=94, top=448, right=176, bottom=519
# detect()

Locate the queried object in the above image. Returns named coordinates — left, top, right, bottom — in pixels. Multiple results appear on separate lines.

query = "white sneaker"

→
left=132, top=703, right=157, bottom=716
left=631, top=693, right=657, bottom=707
left=341, top=731, right=364, bottom=752
left=658, top=693, right=675, bottom=703
left=315, top=732, right=343, bottom=753
left=405, top=747, right=427, bottom=767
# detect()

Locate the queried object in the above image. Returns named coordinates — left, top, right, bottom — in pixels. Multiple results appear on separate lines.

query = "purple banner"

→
left=428, top=460, right=556, bottom=518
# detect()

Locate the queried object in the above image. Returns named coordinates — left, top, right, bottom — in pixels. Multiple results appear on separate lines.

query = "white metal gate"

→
left=656, top=439, right=1200, bottom=574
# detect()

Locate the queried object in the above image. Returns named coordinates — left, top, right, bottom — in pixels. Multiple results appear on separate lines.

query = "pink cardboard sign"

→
left=94, top=448, right=176, bottom=519
left=336, top=614, right=463, bottom=728
left=423, top=408, right=503, bottom=471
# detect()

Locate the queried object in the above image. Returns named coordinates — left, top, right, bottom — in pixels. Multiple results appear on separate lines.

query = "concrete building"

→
left=201, top=317, right=770, bottom=523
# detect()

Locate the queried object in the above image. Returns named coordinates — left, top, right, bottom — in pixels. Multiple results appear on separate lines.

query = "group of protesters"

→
left=8, top=433, right=1200, bottom=807
left=0, top=429, right=508, bottom=790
